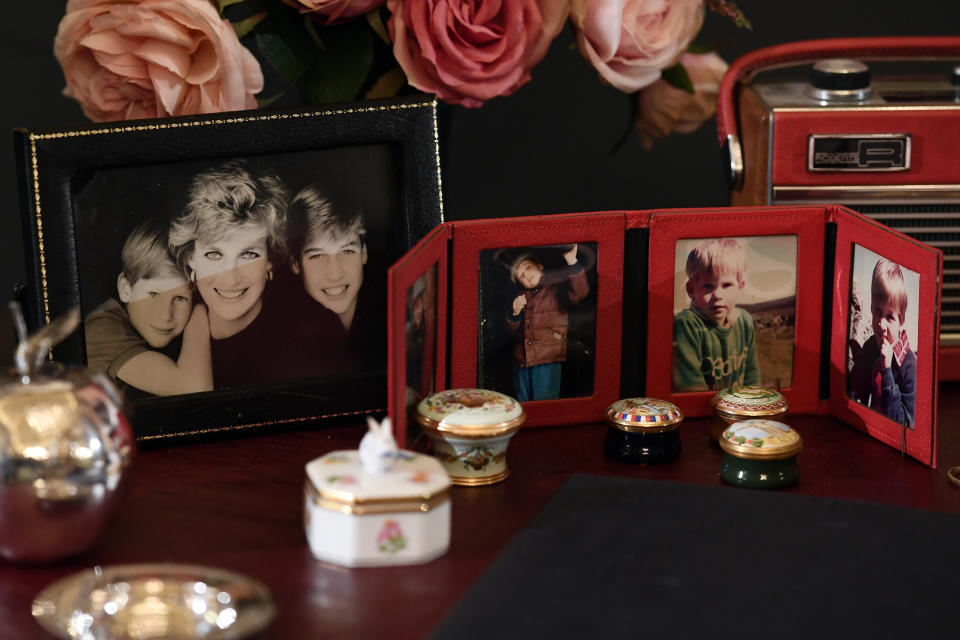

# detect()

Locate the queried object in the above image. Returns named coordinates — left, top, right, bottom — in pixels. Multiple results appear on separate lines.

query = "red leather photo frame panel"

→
left=644, top=206, right=827, bottom=417
left=388, top=224, right=450, bottom=446
left=828, top=207, right=941, bottom=466
left=448, top=213, right=625, bottom=428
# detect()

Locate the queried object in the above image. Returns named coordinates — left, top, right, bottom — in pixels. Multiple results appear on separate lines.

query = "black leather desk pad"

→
left=431, top=474, right=958, bottom=639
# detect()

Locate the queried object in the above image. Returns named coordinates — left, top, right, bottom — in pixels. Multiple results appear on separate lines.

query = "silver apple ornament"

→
left=0, top=303, right=134, bottom=563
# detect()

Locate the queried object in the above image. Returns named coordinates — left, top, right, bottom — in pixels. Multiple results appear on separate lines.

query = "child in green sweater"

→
left=672, top=237, right=760, bottom=392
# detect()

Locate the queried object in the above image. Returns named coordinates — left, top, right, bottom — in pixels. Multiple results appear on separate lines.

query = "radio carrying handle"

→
left=718, top=36, right=960, bottom=190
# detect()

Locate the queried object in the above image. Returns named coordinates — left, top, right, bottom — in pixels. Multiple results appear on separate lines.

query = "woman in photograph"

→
left=286, top=181, right=384, bottom=375
left=168, top=160, right=293, bottom=388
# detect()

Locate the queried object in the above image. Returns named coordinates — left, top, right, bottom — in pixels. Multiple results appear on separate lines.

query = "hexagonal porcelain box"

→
left=304, top=450, right=450, bottom=567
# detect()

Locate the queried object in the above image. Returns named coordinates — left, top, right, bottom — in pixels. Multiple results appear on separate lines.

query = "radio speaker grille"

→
left=848, top=204, right=960, bottom=343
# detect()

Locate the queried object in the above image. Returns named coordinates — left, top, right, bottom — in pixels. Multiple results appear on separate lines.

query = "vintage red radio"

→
left=718, top=36, right=960, bottom=377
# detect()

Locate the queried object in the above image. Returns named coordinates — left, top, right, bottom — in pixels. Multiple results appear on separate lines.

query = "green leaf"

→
left=366, top=8, right=391, bottom=46
left=299, top=20, right=375, bottom=104
left=231, top=12, right=267, bottom=39
left=303, top=15, right=325, bottom=49
left=661, top=63, right=695, bottom=94
left=687, top=39, right=733, bottom=55
left=609, top=93, right=640, bottom=155
left=254, top=8, right=319, bottom=86
left=256, top=92, right=287, bottom=109
left=706, top=0, right=752, bottom=30
left=217, top=0, right=248, bottom=14
left=364, top=66, right=407, bottom=100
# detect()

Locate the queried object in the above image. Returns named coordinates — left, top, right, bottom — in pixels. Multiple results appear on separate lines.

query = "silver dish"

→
left=32, top=563, right=275, bottom=640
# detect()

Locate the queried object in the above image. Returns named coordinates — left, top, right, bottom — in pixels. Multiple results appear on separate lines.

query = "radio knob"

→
left=806, top=59, right=872, bottom=101
left=952, top=65, right=960, bottom=86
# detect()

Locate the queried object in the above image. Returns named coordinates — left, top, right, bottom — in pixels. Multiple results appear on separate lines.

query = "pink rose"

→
left=571, top=0, right=704, bottom=93
left=281, top=0, right=385, bottom=24
left=386, top=0, right=569, bottom=108
left=634, top=52, right=726, bottom=149
left=54, top=0, right=264, bottom=122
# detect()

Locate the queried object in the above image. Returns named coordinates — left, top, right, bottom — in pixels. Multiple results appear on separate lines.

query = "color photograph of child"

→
left=73, top=144, right=401, bottom=398
left=672, top=235, right=797, bottom=393
left=404, top=266, right=437, bottom=428
left=478, top=243, right=597, bottom=402
left=846, top=246, right=919, bottom=429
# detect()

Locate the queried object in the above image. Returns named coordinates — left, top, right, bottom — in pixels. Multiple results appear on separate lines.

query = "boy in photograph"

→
left=85, top=217, right=212, bottom=397
left=672, top=237, right=760, bottom=392
left=848, top=258, right=917, bottom=427
left=507, top=244, right=589, bottom=401
left=287, top=182, right=382, bottom=373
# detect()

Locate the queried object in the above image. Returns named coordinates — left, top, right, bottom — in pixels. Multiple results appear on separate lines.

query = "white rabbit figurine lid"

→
left=359, top=416, right=398, bottom=475
left=306, top=420, right=450, bottom=507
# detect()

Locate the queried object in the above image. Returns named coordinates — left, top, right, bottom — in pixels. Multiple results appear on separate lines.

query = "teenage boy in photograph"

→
left=848, top=258, right=917, bottom=428
left=507, top=243, right=589, bottom=401
left=286, top=181, right=382, bottom=374
left=85, top=217, right=212, bottom=397
left=672, top=237, right=760, bottom=392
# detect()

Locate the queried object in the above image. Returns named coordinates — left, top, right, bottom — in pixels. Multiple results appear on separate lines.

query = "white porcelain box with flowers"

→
left=303, top=448, right=451, bottom=567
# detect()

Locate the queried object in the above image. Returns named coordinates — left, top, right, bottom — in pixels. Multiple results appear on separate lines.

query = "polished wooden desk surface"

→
left=3, top=385, right=960, bottom=640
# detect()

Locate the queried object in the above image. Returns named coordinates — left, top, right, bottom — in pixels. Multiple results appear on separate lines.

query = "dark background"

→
left=2, top=2, right=958, bottom=358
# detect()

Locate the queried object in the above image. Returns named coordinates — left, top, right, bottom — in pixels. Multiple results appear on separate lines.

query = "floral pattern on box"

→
left=377, top=520, right=407, bottom=554
left=438, top=445, right=508, bottom=472
left=421, top=389, right=521, bottom=422
left=306, top=450, right=450, bottom=505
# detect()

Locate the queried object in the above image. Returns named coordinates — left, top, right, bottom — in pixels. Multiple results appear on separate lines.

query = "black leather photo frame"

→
left=14, top=96, right=444, bottom=445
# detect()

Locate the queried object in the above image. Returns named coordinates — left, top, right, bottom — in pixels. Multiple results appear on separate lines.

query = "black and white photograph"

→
left=846, top=245, right=920, bottom=429
left=76, top=147, right=398, bottom=400
left=477, top=242, right=597, bottom=402
left=17, top=99, right=443, bottom=440
left=672, top=235, right=797, bottom=392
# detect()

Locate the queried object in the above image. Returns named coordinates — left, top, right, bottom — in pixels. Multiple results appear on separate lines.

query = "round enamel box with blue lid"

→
left=604, top=397, right=683, bottom=464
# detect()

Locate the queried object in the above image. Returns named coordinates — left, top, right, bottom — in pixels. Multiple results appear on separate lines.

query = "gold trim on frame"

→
left=137, top=407, right=385, bottom=442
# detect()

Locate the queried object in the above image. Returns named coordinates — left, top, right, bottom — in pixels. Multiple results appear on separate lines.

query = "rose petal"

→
left=572, top=0, right=704, bottom=94
left=54, top=0, right=263, bottom=121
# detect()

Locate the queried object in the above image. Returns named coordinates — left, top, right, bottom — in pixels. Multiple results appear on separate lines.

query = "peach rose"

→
left=54, top=0, right=264, bottom=122
left=571, top=0, right=704, bottom=93
left=634, top=52, right=726, bottom=149
left=281, top=0, right=385, bottom=24
left=386, top=0, right=569, bottom=108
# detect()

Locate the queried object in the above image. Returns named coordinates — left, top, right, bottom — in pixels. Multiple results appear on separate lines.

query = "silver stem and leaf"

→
left=9, top=302, right=80, bottom=378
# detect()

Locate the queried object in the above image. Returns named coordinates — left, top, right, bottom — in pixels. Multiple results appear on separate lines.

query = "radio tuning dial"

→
left=806, top=59, right=872, bottom=102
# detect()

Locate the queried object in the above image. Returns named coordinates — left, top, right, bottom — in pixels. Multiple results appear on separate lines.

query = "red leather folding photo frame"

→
left=643, top=206, right=826, bottom=417
left=387, top=205, right=942, bottom=466
left=388, top=225, right=450, bottom=447
left=828, top=212, right=941, bottom=466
